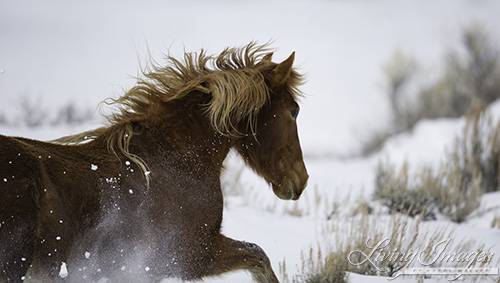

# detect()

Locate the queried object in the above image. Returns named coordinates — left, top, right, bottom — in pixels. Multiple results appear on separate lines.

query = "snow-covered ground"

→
left=2, top=0, right=500, bottom=282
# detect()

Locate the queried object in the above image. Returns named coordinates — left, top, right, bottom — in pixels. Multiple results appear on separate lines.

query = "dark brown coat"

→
left=0, top=43, right=308, bottom=283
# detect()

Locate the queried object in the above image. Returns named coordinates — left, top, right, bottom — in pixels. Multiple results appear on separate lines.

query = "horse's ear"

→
left=272, top=52, right=295, bottom=84
left=261, top=52, right=273, bottom=63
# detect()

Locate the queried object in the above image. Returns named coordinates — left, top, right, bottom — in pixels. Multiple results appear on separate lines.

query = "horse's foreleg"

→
left=23, top=235, right=68, bottom=283
left=0, top=223, right=35, bottom=283
left=207, top=234, right=279, bottom=283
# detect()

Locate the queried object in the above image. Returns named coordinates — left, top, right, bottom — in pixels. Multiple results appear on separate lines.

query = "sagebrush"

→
left=281, top=209, right=496, bottom=282
left=362, top=24, right=500, bottom=156
left=374, top=103, right=499, bottom=223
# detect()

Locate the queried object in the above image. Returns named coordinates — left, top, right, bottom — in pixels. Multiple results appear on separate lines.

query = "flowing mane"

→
left=53, top=42, right=304, bottom=184
left=109, top=42, right=303, bottom=135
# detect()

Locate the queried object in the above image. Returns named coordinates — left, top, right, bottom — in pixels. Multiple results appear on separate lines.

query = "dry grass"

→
left=491, top=216, right=500, bottom=229
left=280, top=208, right=497, bottom=282
left=373, top=161, right=438, bottom=220
left=280, top=247, right=349, bottom=283
left=374, top=102, right=500, bottom=223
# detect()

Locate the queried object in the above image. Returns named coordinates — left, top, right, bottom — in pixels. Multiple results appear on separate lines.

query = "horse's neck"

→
left=137, top=101, right=234, bottom=173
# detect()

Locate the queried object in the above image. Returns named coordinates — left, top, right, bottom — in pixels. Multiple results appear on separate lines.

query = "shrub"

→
left=18, top=94, right=47, bottom=128
left=0, top=93, right=95, bottom=127
left=281, top=210, right=496, bottom=282
left=362, top=24, right=500, bottom=156
left=382, top=50, right=420, bottom=133
left=52, top=102, right=94, bottom=126
left=453, top=102, right=500, bottom=193
left=281, top=247, right=349, bottom=283
left=373, top=103, right=499, bottom=222
left=288, top=212, right=428, bottom=279
left=444, top=25, right=500, bottom=110
left=373, top=161, right=438, bottom=220
left=415, top=24, right=500, bottom=121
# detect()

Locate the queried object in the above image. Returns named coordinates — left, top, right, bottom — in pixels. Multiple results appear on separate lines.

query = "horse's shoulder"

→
left=0, top=135, right=46, bottom=200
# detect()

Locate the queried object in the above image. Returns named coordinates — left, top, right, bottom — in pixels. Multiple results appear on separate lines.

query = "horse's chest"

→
left=149, top=175, right=223, bottom=226
left=98, top=172, right=223, bottom=229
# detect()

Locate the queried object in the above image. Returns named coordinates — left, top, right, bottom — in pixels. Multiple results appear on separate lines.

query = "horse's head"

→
left=235, top=52, right=309, bottom=200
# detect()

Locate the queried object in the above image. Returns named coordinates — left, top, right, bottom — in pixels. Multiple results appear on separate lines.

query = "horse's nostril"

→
left=289, top=179, right=301, bottom=200
left=289, top=179, right=296, bottom=190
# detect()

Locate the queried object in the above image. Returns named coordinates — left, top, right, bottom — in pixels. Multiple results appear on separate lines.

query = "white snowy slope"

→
left=2, top=0, right=500, bottom=282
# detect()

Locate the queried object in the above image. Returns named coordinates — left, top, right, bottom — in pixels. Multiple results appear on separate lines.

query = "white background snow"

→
left=1, top=0, right=500, bottom=282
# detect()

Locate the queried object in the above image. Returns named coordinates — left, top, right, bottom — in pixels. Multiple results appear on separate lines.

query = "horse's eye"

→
left=290, top=109, right=299, bottom=119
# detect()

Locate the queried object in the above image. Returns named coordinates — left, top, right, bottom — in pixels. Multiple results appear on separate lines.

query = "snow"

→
left=2, top=0, right=500, bottom=282
left=59, top=262, right=68, bottom=278
left=380, top=118, right=463, bottom=168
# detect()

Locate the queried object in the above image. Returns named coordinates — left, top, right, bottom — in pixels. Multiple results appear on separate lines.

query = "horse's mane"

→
left=110, top=42, right=302, bottom=134
left=52, top=42, right=303, bottom=184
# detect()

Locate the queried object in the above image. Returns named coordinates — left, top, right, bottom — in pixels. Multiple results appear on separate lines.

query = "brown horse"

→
left=0, top=43, right=308, bottom=283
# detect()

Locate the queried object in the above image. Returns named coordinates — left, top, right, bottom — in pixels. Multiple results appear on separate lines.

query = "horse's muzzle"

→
left=272, top=176, right=308, bottom=201
left=288, top=179, right=300, bottom=200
